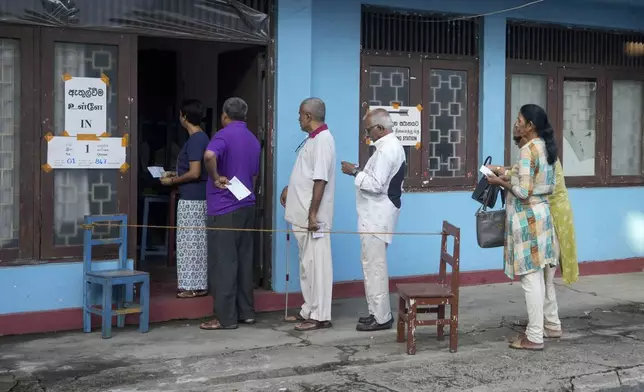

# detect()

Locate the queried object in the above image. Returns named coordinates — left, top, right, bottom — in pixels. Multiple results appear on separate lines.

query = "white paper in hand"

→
left=147, top=166, right=165, bottom=178
left=312, top=223, right=325, bottom=239
left=225, top=176, right=251, bottom=201
left=479, top=165, right=494, bottom=177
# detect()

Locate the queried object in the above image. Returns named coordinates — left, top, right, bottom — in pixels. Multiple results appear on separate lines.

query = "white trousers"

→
left=360, top=233, right=392, bottom=324
left=294, top=228, right=333, bottom=322
left=521, top=264, right=562, bottom=344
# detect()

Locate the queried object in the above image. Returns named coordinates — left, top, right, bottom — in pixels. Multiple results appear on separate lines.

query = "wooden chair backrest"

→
left=82, top=214, right=128, bottom=275
left=437, top=221, right=461, bottom=296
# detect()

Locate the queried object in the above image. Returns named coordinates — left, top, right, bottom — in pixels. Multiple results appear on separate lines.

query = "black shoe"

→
left=358, top=314, right=375, bottom=324
left=356, top=317, right=394, bottom=332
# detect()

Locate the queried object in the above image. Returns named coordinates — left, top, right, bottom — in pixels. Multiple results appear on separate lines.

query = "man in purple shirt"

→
left=200, top=97, right=261, bottom=331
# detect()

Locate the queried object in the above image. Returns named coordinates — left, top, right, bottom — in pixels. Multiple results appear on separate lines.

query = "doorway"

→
left=135, top=36, right=272, bottom=295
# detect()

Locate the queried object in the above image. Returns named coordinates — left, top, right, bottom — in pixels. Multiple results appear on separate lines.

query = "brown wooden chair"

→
left=396, top=220, right=461, bottom=355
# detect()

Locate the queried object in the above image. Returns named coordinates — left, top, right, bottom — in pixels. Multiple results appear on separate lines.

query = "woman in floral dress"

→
left=486, top=104, right=560, bottom=351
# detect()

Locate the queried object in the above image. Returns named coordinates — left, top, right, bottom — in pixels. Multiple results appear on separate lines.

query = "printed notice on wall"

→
left=63, top=74, right=109, bottom=136
left=46, top=135, right=127, bottom=170
left=369, top=105, right=421, bottom=147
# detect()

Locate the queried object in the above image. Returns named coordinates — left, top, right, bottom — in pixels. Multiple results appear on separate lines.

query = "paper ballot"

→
left=225, top=176, right=251, bottom=201
left=479, top=164, right=504, bottom=190
left=147, top=166, right=165, bottom=178
left=312, top=224, right=325, bottom=239
left=479, top=165, right=494, bottom=177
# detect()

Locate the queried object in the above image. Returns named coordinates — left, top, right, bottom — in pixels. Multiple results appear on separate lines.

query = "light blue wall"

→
left=273, top=0, right=644, bottom=292
left=3, top=0, right=642, bottom=317
left=0, top=259, right=133, bottom=315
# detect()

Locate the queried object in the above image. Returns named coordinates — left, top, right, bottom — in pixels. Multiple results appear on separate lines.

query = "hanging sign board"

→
left=44, top=134, right=128, bottom=171
left=368, top=105, right=422, bottom=147
left=63, top=73, right=109, bottom=136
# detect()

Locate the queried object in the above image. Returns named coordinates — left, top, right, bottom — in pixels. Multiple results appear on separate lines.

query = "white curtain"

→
left=0, top=39, right=20, bottom=249
left=509, top=74, right=547, bottom=164
left=562, top=81, right=597, bottom=177
left=611, top=80, right=643, bottom=176
left=53, top=44, right=90, bottom=240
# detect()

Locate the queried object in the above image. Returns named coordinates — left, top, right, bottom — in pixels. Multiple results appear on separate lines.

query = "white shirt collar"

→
left=373, top=132, right=395, bottom=150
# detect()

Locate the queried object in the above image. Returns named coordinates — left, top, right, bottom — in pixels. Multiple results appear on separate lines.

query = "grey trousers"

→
left=207, top=206, right=256, bottom=327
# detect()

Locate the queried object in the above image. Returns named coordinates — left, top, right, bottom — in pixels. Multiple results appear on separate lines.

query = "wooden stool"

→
left=396, top=221, right=461, bottom=355
left=139, top=194, right=169, bottom=261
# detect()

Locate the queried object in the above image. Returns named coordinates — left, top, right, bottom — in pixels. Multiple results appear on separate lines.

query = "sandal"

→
left=284, top=314, right=306, bottom=323
left=199, top=319, right=238, bottom=330
left=508, top=333, right=526, bottom=343
left=177, top=290, right=208, bottom=299
left=509, top=336, right=544, bottom=351
left=294, top=320, right=332, bottom=331
left=510, top=324, right=563, bottom=339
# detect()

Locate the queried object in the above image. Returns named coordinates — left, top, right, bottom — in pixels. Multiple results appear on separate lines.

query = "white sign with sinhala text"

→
left=369, top=105, right=422, bottom=147
left=64, top=75, right=108, bottom=136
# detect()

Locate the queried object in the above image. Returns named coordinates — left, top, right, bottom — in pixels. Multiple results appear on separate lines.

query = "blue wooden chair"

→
left=82, top=214, right=150, bottom=339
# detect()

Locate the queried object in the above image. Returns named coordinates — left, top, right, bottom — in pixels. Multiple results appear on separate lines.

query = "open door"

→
left=217, top=46, right=270, bottom=289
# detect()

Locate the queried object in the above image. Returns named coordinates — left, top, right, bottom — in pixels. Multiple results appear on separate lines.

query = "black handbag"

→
left=472, top=156, right=506, bottom=209
left=475, top=181, right=506, bottom=249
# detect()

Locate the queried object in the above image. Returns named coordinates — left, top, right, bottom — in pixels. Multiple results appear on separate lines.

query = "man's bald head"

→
left=364, top=108, right=394, bottom=130
left=363, top=108, right=394, bottom=142
left=298, top=97, right=326, bottom=132
left=300, top=97, right=326, bottom=122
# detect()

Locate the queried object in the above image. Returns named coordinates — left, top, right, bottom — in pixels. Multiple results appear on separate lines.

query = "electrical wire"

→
left=387, top=0, right=546, bottom=23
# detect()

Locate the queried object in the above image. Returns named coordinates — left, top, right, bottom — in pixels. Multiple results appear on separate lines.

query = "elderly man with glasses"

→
left=341, top=108, right=406, bottom=332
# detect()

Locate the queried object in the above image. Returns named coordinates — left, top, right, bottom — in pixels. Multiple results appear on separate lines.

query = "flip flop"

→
left=294, top=320, right=332, bottom=331
left=509, top=336, right=544, bottom=351
left=199, top=319, right=238, bottom=330
left=177, top=290, right=208, bottom=299
left=508, top=333, right=526, bottom=343
left=284, top=314, right=306, bottom=323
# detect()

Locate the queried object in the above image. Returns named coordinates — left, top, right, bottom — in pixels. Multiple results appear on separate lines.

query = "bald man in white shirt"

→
left=341, top=108, right=406, bottom=332
left=281, top=97, right=336, bottom=331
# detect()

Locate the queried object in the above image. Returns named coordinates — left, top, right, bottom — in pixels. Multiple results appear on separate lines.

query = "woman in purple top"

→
left=160, top=99, right=210, bottom=298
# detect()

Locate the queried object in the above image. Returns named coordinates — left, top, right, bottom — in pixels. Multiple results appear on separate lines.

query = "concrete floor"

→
left=2, top=273, right=644, bottom=392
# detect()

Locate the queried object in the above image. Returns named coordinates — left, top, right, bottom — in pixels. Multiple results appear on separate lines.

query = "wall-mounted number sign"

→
left=44, top=134, right=128, bottom=170
left=63, top=73, right=109, bottom=136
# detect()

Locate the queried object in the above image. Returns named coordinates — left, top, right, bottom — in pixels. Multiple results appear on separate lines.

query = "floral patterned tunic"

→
left=504, top=138, right=558, bottom=279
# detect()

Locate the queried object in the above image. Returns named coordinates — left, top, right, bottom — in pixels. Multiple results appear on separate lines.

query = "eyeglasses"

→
left=364, top=124, right=381, bottom=135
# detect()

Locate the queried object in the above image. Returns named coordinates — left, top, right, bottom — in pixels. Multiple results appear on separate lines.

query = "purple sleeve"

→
left=206, top=135, right=227, bottom=158
left=186, top=133, right=209, bottom=162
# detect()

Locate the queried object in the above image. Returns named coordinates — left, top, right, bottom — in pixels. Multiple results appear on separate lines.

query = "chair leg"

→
left=102, top=284, right=113, bottom=339
left=396, top=296, right=406, bottom=343
left=406, top=300, right=417, bottom=355
left=437, top=304, right=445, bottom=341
left=139, top=278, right=150, bottom=333
left=83, top=280, right=91, bottom=333
left=116, top=284, right=125, bottom=328
left=126, top=282, right=134, bottom=303
left=449, top=304, right=459, bottom=353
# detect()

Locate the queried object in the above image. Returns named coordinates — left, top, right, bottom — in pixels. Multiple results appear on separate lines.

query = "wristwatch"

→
left=351, top=167, right=360, bottom=176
